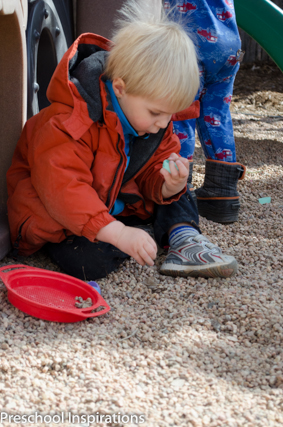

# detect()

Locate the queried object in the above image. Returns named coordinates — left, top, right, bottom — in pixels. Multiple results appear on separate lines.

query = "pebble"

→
left=0, top=343, right=9, bottom=350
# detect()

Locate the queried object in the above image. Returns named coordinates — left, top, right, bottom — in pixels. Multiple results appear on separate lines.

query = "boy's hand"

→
left=160, top=153, right=190, bottom=198
left=96, top=221, right=157, bottom=266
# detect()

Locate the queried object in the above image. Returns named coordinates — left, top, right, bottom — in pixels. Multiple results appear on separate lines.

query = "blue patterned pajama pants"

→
left=165, top=0, right=242, bottom=162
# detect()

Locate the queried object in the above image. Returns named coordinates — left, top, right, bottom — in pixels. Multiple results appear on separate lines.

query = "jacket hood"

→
left=47, top=33, right=110, bottom=139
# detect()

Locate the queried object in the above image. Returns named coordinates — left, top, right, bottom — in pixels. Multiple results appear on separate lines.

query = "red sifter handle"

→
left=75, top=292, right=111, bottom=318
left=0, top=264, right=38, bottom=281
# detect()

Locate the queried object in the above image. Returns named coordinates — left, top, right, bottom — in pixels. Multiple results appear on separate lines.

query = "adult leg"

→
left=195, top=62, right=246, bottom=223
left=196, top=67, right=239, bottom=162
left=173, top=67, right=205, bottom=206
left=192, top=1, right=246, bottom=223
left=168, top=0, right=245, bottom=223
left=173, top=118, right=196, bottom=161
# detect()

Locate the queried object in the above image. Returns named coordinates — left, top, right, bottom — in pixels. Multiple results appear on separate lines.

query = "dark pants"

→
left=46, top=190, right=199, bottom=280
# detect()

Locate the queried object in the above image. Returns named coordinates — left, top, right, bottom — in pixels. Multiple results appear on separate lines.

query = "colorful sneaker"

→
left=160, top=234, right=237, bottom=278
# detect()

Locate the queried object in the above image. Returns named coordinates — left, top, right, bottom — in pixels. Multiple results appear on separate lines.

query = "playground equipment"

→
left=0, top=0, right=282, bottom=260
left=235, top=0, right=283, bottom=72
left=0, top=0, right=121, bottom=260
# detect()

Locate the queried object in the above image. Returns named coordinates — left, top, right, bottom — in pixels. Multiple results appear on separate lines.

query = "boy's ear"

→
left=112, top=78, right=126, bottom=98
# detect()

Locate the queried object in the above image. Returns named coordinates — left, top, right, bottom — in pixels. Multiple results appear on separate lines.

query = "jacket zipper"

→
left=106, top=126, right=167, bottom=210
left=121, top=127, right=167, bottom=186
left=105, top=135, right=124, bottom=209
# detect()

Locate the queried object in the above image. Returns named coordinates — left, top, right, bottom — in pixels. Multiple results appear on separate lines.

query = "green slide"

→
left=234, top=0, right=283, bottom=71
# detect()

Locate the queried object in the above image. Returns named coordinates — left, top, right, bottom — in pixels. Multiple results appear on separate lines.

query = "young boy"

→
left=6, top=0, right=237, bottom=280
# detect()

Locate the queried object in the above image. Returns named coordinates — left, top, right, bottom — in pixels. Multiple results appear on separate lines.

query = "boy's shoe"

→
left=160, top=234, right=237, bottom=278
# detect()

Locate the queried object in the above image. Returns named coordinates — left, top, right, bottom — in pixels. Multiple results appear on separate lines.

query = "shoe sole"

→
left=197, top=198, right=240, bottom=224
left=160, top=258, right=238, bottom=278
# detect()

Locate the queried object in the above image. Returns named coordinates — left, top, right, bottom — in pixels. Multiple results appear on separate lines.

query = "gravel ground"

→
left=0, top=63, right=283, bottom=427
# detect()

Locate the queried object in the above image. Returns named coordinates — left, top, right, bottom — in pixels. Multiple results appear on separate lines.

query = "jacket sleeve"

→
left=136, top=124, right=187, bottom=204
left=29, top=115, right=115, bottom=241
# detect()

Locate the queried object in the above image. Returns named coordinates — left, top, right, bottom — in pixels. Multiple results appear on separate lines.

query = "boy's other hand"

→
left=96, top=221, right=157, bottom=266
left=160, top=153, right=190, bottom=198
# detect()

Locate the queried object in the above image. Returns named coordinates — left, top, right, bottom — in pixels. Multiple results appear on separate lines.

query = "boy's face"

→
left=112, top=79, right=175, bottom=136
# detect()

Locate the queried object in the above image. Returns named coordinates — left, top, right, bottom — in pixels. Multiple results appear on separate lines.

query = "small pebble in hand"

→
left=162, top=159, right=179, bottom=173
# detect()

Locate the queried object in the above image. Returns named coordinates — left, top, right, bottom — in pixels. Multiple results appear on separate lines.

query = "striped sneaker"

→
left=160, top=234, right=237, bottom=278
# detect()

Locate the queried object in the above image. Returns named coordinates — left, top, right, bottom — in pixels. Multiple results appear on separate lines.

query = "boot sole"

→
left=160, top=258, right=238, bottom=278
left=197, top=198, right=240, bottom=224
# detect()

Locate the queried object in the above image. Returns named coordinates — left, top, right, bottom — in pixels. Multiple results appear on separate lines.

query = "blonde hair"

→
left=105, top=0, right=199, bottom=112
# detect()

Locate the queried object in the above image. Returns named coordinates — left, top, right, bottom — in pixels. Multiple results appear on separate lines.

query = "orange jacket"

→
left=7, top=33, right=200, bottom=256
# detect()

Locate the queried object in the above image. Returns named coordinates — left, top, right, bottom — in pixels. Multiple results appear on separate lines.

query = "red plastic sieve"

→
left=0, top=264, right=110, bottom=323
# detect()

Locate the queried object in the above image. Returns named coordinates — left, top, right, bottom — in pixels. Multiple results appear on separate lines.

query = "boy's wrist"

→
left=162, top=182, right=178, bottom=199
left=96, top=220, right=125, bottom=246
left=161, top=183, right=171, bottom=199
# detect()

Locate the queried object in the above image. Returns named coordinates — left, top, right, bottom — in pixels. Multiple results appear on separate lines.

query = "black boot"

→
left=187, top=160, right=198, bottom=207
left=195, top=160, right=246, bottom=223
